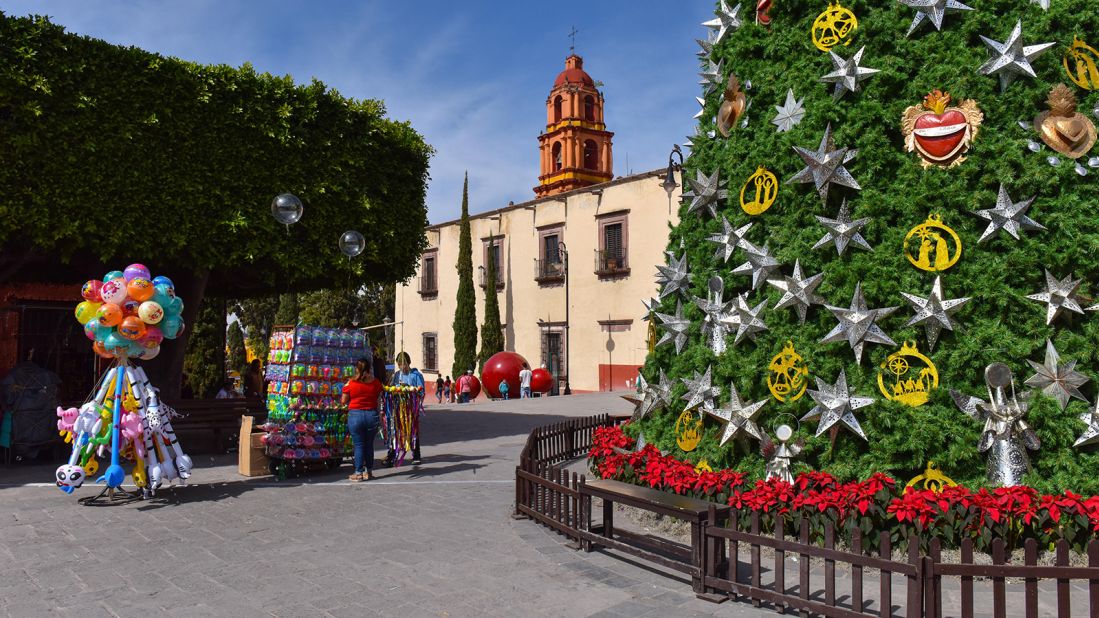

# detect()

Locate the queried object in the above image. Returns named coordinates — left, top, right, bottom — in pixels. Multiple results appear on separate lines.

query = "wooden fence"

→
left=514, top=415, right=1099, bottom=617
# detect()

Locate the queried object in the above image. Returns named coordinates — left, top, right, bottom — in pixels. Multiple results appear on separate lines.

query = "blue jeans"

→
left=520, top=387, right=531, bottom=399
left=347, top=409, right=380, bottom=474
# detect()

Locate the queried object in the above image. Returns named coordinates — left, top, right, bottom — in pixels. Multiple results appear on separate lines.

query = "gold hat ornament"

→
left=1033, top=83, right=1097, bottom=159
left=717, top=74, right=748, bottom=137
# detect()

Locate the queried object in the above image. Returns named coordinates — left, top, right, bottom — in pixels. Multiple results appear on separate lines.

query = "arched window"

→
left=584, top=95, right=595, bottom=121
left=583, top=140, right=598, bottom=170
left=552, top=142, right=563, bottom=171
left=553, top=95, right=563, bottom=123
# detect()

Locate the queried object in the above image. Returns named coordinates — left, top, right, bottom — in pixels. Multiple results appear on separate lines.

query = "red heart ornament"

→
left=913, top=110, right=967, bottom=161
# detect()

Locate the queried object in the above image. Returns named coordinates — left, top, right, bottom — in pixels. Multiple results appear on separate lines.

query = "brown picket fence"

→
left=514, top=415, right=1099, bottom=617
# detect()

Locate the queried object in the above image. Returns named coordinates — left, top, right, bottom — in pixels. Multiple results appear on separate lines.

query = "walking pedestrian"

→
left=519, top=363, right=532, bottom=399
left=384, top=351, right=426, bottom=466
left=498, top=379, right=509, bottom=400
left=342, top=358, right=383, bottom=482
left=458, top=369, right=473, bottom=403
left=443, top=375, right=452, bottom=403
left=435, top=375, right=444, bottom=404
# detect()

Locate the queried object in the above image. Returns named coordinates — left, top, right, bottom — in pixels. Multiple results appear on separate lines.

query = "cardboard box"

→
left=238, top=415, right=270, bottom=477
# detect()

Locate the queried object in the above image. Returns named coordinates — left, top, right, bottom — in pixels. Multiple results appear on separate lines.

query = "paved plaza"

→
left=0, top=393, right=771, bottom=617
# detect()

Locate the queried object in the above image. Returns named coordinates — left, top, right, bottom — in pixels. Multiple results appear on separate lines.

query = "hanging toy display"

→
left=58, top=265, right=192, bottom=504
left=381, top=384, right=425, bottom=467
left=739, top=166, right=778, bottom=215
left=877, top=341, right=939, bottom=407
left=1033, top=83, right=1097, bottom=159
left=904, top=214, right=961, bottom=272
left=901, top=90, right=983, bottom=167
left=1063, top=36, right=1099, bottom=91
left=811, top=1, right=857, bottom=52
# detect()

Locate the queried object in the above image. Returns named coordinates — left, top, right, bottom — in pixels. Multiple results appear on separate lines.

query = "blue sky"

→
left=2, top=1, right=715, bottom=224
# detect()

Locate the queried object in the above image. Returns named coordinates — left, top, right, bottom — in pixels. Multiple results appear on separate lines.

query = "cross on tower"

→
left=568, top=26, right=579, bottom=53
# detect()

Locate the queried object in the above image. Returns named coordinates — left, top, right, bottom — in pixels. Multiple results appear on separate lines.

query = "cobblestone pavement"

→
left=0, top=393, right=767, bottom=617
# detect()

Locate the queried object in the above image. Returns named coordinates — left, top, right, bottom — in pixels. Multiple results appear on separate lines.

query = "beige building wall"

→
left=395, top=169, right=681, bottom=393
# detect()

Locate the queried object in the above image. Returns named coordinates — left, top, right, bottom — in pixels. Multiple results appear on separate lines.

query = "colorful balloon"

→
left=83, top=321, right=99, bottom=341
left=75, top=301, right=102, bottom=324
left=100, top=279, right=127, bottom=305
left=102, top=270, right=124, bottom=283
left=123, top=263, right=151, bottom=282
left=126, top=278, right=154, bottom=302
left=96, top=303, right=123, bottom=327
left=164, top=297, right=184, bottom=317
left=81, top=280, right=104, bottom=302
left=104, top=332, right=129, bottom=352
left=152, top=284, right=175, bottom=307
left=138, top=326, right=163, bottom=349
left=161, top=315, right=183, bottom=339
left=118, top=316, right=147, bottom=340
left=138, top=301, right=164, bottom=324
left=140, top=345, right=161, bottom=361
left=152, top=275, right=174, bottom=289
left=92, top=341, right=113, bottom=359
left=122, top=299, right=142, bottom=318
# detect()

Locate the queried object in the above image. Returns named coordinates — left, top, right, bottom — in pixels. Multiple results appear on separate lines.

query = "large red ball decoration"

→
left=480, top=351, right=528, bottom=399
left=467, top=375, right=481, bottom=400
left=530, top=367, right=554, bottom=393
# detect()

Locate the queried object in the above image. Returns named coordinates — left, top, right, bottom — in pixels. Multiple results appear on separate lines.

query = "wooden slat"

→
left=1025, top=538, right=1038, bottom=618
left=730, top=508, right=740, bottom=603
left=907, top=535, right=922, bottom=617
left=1091, top=540, right=1099, bottom=618
left=960, top=538, right=973, bottom=618
left=852, top=531, right=863, bottom=615
left=751, top=512, right=762, bottom=608
left=992, top=538, right=1006, bottom=618
left=825, top=521, right=835, bottom=607
left=880, top=532, right=892, bottom=618
left=799, top=516, right=810, bottom=618
left=775, top=517, right=785, bottom=613
left=706, top=527, right=918, bottom=574
left=928, top=539, right=941, bottom=618
left=701, top=575, right=874, bottom=618
left=1057, top=540, right=1070, bottom=618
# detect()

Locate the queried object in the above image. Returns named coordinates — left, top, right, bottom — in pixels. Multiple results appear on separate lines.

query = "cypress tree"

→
left=479, top=234, right=504, bottom=370
left=452, top=173, right=479, bottom=377
left=227, top=320, right=247, bottom=373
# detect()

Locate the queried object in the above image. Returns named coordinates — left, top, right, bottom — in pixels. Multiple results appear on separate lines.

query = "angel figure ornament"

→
left=1034, top=83, right=1097, bottom=159
left=950, top=363, right=1040, bottom=487
left=717, top=73, right=749, bottom=137
left=762, top=424, right=803, bottom=483
left=901, top=90, right=983, bottom=167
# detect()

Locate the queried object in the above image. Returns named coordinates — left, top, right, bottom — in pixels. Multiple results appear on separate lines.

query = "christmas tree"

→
left=640, top=0, right=1099, bottom=494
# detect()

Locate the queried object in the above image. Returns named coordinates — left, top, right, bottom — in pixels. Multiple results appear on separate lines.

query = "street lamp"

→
left=559, top=241, right=571, bottom=396
left=661, top=144, right=684, bottom=214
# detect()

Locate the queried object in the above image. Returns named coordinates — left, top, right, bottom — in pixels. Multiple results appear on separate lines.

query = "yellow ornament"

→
left=877, top=341, right=938, bottom=407
left=812, top=1, right=857, bottom=53
left=675, top=410, right=704, bottom=452
left=739, top=166, right=779, bottom=216
left=694, top=460, right=713, bottom=473
left=647, top=319, right=657, bottom=355
left=904, top=214, right=961, bottom=272
left=905, top=461, right=957, bottom=493
left=767, top=341, right=809, bottom=403
left=1063, top=36, right=1099, bottom=91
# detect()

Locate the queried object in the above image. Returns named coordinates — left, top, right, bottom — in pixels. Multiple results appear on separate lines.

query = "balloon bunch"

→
left=74, top=264, right=184, bottom=360
left=381, top=385, right=424, bottom=467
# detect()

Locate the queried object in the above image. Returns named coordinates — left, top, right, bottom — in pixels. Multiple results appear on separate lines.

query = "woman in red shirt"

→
left=342, top=358, right=384, bottom=481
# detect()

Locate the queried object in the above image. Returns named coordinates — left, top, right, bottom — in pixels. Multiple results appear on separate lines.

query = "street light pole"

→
left=661, top=144, right=684, bottom=215
left=559, top=241, right=571, bottom=396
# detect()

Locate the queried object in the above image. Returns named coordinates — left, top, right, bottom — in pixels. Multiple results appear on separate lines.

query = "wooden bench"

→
left=166, top=398, right=266, bottom=454
left=579, top=478, right=731, bottom=598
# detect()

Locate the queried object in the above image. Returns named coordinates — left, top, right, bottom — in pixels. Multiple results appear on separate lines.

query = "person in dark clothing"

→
left=371, top=346, right=389, bottom=386
left=242, top=359, right=264, bottom=398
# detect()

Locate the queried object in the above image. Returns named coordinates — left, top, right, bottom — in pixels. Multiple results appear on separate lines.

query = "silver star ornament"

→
left=897, top=0, right=974, bottom=37
left=772, top=89, right=806, bottom=133
left=977, top=20, right=1056, bottom=92
left=707, top=216, right=753, bottom=263
left=767, top=259, right=825, bottom=324
left=699, top=60, right=724, bottom=94
left=813, top=199, right=872, bottom=256
left=821, top=282, right=898, bottom=363
left=1026, top=270, right=1085, bottom=325
left=642, top=297, right=662, bottom=320
left=972, top=184, right=1045, bottom=243
left=706, top=384, right=767, bottom=446
left=801, top=369, right=873, bottom=441
left=703, top=1, right=743, bottom=44
left=631, top=369, right=675, bottom=422
left=1074, top=399, right=1099, bottom=448
left=820, top=47, right=880, bottom=101
left=1030, top=0, right=1050, bottom=9
left=694, top=276, right=734, bottom=355
left=681, top=169, right=729, bottom=218
left=656, top=251, right=691, bottom=299
left=719, top=293, right=769, bottom=345
left=733, top=242, right=782, bottom=290
left=1025, top=339, right=1090, bottom=411
left=696, top=31, right=717, bottom=59
left=682, top=366, right=721, bottom=412
left=790, top=124, right=861, bottom=203
left=694, top=96, right=707, bottom=120
left=901, top=276, right=970, bottom=351
left=655, top=301, right=691, bottom=354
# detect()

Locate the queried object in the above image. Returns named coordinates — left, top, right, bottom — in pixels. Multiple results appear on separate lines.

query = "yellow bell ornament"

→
left=812, top=1, right=857, bottom=53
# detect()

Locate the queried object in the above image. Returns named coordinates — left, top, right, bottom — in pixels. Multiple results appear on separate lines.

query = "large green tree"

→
left=0, top=13, right=431, bottom=396
left=227, top=320, right=247, bottom=374
left=232, top=296, right=278, bottom=361
left=479, top=236, right=504, bottom=370
left=184, top=297, right=226, bottom=398
left=639, top=1, right=1099, bottom=494
left=452, top=173, right=478, bottom=377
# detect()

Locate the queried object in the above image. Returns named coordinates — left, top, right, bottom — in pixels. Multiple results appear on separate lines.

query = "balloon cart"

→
left=381, top=385, right=424, bottom=467
left=260, top=325, right=366, bottom=479
left=59, top=265, right=191, bottom=505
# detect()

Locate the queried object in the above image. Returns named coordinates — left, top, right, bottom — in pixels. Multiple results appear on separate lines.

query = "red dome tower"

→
left=535, top=55, right=614, bottom=197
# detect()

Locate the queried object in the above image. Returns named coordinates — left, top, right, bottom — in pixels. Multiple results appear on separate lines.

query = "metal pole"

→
left=561, top=242, right=571, bottom=396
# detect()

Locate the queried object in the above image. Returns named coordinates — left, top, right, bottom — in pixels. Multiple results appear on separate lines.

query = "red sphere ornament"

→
left=480, top=351, right=528, bottom=399
left=530, top=367, right=554, bottom=393
left=467, top=375, right=482, bottom=400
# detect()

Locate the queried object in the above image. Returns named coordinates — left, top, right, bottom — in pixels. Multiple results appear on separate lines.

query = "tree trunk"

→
left=144, top=269, right=209, bottom=399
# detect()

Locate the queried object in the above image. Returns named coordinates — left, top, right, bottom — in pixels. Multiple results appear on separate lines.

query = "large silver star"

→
left=699, top=60, right=724, bottom=94
left=642, top=297, right=662, bottom=321
left=702, top=1, right=743, bottom=44
left=971, top=184, right=1045, bottom=244
left=696, top=31, right=717, bottom=59
left=655, top=301, right=691, bottom=354
left=901, top=276, right=970, bottom=351
left=733, top=241, right=781, bottom=290
left=1074, top=399, right=1099, bottom=447
left=813, top=199, right=872, bottom=256
left=801, top=369, right=873, bottom=441
left=694, top=276, right=734, bottom=355
left=772, top=89, right=806, bottom=133
left=977, top=20, right=1056, bottom=92
left=681, top=365, right=721, bottom=412
left=693, top=96, right=707, bottom=120
left=631, top=369, right=675, bottom=422
left=1026, top=270, right=1085, bottom=325
left=897, top=0, right=974, bottom=37
left=707, top=384, right=767, bottom=446
left=720, top=293, right=769, bottom=345
left=1025, top=339, right=1090, bottom=411
left=767, top=259, right=825, bottom=324
left=681, top=169, right=729, bottom=218
left=1030, top=0, right=1050, bottom=9
left=789, top=124, right=861, bottom=203
left=821, top=283, right=897, bottom=363
left=656, top=251, right=691, bottom=299
left=820, top=47, right=880, bottom=101
left=707, top=216, right=753, bottom=263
